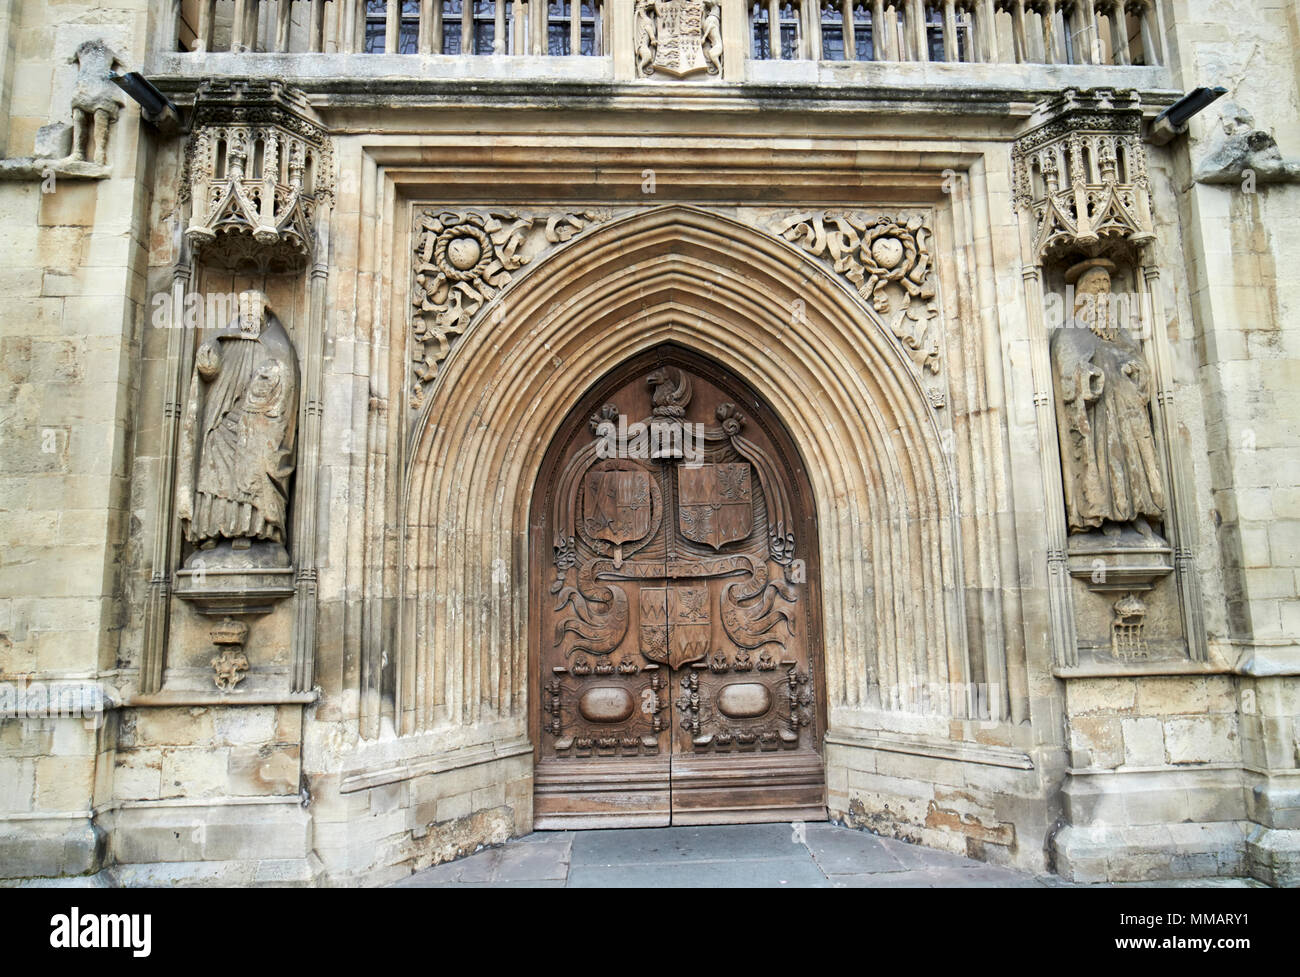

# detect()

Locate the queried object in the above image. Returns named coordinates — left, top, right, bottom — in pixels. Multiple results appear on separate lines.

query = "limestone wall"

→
left=0, top=0, right=1296, bottom=887
left=0, top=0, right=153, bottom=880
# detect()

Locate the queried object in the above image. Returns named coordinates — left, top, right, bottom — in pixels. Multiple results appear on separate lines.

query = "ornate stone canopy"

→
left=181, top=79, right=334, bottom=273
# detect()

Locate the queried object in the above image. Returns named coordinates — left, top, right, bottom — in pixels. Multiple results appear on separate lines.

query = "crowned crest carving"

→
left=182, top=80, right=334, bottom=273
left=636, top=0, right=723, bottom=78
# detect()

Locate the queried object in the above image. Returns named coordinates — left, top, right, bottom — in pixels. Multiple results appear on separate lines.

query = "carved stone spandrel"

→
left=773, top=210, right=945, bottom=404
left=408, top=208, right=611, bottom=409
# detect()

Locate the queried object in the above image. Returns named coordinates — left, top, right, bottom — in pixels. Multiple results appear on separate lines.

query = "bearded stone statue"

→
left=177, top=291, right=299, bottom=565
left=1050, top=259, right=1166, bottom=537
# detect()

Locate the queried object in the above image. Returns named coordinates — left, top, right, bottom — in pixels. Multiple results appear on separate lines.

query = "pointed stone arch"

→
left=399, top=205, right=968, bottom=736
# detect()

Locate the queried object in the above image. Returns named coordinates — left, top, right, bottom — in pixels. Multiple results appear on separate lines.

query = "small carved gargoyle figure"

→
left=1194, top=103, right=1300, bottom=185
left=69, top=40, right=125, bottom=167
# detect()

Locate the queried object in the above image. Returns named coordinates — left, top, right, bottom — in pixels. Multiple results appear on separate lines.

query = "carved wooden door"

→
left=532, top=348, right=825, bottom=828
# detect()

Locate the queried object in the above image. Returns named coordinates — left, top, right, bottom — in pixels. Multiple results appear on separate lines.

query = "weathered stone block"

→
left=1066, top=679, right=1136, bottom=716
left=1164, top=716, right=1239, bottom=765
left=1121, top=717, right=1165, bottom=767
left=1070, top=716, right=1123, bottom=768
left=160, top=747, right=229, bottom=798
left=227, top=744, right=299, bottom=796
left=134, top=707, right=214, bottom=747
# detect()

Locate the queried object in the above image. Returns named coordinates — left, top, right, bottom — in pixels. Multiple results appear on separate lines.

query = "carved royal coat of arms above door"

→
left=531, top=347, right=825, bottom=827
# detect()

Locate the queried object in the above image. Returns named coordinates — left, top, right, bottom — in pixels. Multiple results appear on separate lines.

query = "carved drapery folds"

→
left=409, top=208, right=610, bottom=409
left=182, top=80, right=334, bottom=273
left=1050, top=258, right=1165, bottom=536
left=174, top=290, right=299, bottom=627
left=774, top=211, right=946, bottom=407
left=1012, top=88, right=1155, bottom=262
left=636, top=0, right=723, bottom=78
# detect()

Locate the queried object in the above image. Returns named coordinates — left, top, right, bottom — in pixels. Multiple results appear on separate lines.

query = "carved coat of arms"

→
left=584, top=468, right=652, bottom=567
left=637, top=0, right=723, bottom=78
left=640, top=585, right=710, bottom=669
left=678, top=463, right=753, bottom=549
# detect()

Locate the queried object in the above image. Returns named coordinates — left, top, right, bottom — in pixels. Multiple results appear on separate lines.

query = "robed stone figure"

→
left=1050, top=259, right=1166, bottom=536
left=178, top=292, right=299, bottom=561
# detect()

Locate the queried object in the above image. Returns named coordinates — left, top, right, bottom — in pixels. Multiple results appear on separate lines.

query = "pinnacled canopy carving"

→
left=182, top=79, right=334, bottom=273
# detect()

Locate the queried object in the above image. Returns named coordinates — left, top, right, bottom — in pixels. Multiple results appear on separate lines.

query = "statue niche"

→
left=1050, top=258, right=1165, bottom=537
left=174, top=290, right=299, bottom=618
left=1052, top=258, right=1174, bottom=602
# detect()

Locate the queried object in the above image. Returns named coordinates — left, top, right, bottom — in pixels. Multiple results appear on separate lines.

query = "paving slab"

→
left=392, top=821, right=1241, bottom=888
left=567, top=855, right=832, bottom=888
left=569, top=823, right=796, bottom=867
left=802, top=822, right=908, bottom=875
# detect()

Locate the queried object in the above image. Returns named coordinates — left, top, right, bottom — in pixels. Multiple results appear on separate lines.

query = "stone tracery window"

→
left=547, top=0, right=601, bottom=56
left=364, top=0, right=419, bottom=53
left=750, top=1, right=803, bottom=60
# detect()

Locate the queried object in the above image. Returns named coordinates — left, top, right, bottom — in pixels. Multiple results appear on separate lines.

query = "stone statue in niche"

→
left=1050, top=258, right=1166, bottom=537
left=177, top=291, right=299, bottom=570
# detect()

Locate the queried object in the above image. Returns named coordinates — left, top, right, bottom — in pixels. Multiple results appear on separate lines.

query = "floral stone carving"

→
left=774, top=211, right=944, bottom=403
left=409, top=208, right=610, bottom=409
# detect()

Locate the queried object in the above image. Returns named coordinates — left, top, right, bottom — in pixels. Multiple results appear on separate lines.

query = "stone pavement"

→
left=392, top=822, right=1054, bottom=888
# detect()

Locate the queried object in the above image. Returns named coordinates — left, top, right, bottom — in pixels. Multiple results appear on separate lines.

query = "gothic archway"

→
left=399, top=206, right=967, bottom=761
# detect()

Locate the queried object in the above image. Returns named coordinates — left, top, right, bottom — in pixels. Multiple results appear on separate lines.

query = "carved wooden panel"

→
left=532, top=347, right=825, bottom=827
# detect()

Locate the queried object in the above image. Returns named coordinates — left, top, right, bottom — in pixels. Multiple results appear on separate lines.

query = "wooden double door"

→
left=531, top=348, right=826, bottom=827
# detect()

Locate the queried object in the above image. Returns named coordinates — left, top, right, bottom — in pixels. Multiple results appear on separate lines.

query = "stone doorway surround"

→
left=327, top=129, right=1057, bottom=884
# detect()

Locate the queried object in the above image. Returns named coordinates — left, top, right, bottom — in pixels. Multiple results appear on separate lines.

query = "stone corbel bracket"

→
left=408, top=208, right=613, bottom=411
left=772, top=210, right=948, bottom=409
left=180, top=79, right=335, bottom=273
left=1011, top=87, right=1155, bottom=262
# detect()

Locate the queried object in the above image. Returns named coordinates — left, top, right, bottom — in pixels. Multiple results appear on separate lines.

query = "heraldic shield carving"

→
left=583, top=467, right=652, bottom=568
left=640, top=585, right=710, bottom=669
left=637, top=0, right=724, bottom=79
left=532, top=348, right=825, bottom=827
left=678, top=463, right=753, bottom=549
